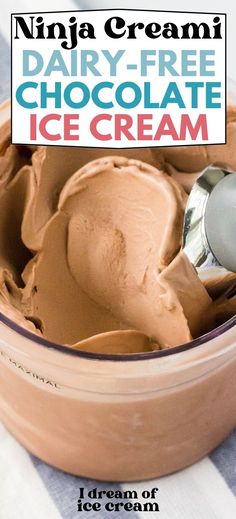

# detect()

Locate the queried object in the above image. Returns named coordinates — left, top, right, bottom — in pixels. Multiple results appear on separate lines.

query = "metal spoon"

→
left=183, top=166, right=236, bottom=275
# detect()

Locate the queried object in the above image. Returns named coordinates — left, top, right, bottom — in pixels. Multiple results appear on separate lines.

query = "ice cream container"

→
left=0, top=88, right=236, bottom=481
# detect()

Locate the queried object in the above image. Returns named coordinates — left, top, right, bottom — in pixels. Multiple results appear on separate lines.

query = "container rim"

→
left=1, top=310, right=236, bottom=362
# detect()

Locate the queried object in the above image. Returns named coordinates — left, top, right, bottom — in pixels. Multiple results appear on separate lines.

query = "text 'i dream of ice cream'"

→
left=12, top=13, right=225, bottom=145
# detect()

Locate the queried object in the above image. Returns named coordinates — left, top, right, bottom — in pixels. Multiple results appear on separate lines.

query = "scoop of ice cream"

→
left=72, top=330, right=154, bottom=354
left=0, top=269, right=41, bottom=335
left=0, top=118, right=10, bottom=156
left=0, top=107, right=236, bottom=354
left=0, top=165, right=33, bottom=284
left=21, top=146, right=165, bottom=252
left=20, top=156, right=213, bottom=348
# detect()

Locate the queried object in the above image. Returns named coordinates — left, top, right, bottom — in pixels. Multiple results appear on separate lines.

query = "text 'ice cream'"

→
left=1, top=107, right=236, bottom=354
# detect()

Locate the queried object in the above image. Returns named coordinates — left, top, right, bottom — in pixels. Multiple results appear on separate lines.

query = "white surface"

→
left=123, top=458, right=236, bottom=519
left=0, top=423, right=61, bottom=519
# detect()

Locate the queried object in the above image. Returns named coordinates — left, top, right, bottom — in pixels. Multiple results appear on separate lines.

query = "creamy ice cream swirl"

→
left=1, top=108, right=236, bottom=353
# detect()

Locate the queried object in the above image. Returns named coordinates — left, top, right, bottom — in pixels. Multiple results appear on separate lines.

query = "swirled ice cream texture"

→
left=1, top=107, right=236, bottom=353
left=21, top=156, right=213, bottom=348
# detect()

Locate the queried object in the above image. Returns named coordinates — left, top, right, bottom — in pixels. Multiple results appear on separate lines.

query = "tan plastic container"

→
left=0, top=313, right=236, bottom=481
left=0, top=92, right=236, bottom=481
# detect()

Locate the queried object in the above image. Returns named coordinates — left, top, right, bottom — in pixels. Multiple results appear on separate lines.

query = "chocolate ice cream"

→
left=1, top=107, right=236, bottom=353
